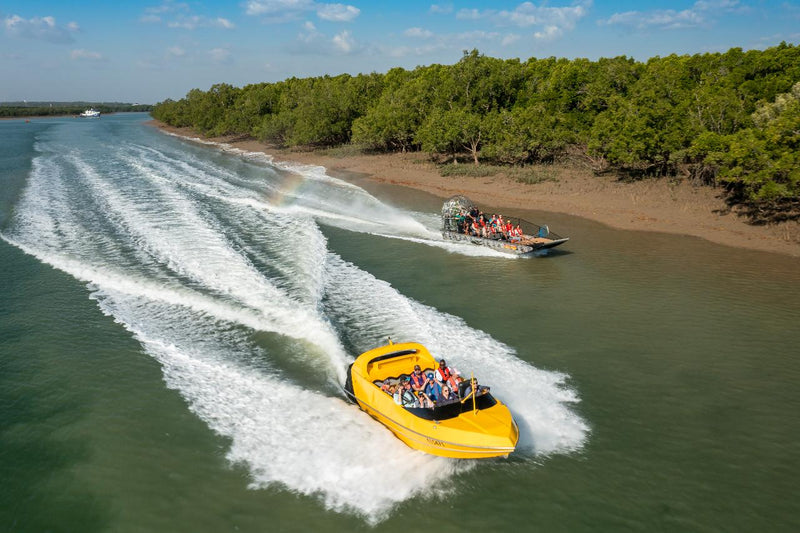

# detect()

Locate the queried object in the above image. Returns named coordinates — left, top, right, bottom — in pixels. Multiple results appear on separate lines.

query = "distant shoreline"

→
left=0, top=113, right=119, bottom=121
left=148, top=120, right=800, bottom=258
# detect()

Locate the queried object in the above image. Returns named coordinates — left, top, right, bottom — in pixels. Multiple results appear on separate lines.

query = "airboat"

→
left=441, top=195, right=568, bottom=255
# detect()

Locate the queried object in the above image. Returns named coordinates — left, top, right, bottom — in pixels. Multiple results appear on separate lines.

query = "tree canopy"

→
left=152, top=44, right=800, bottom=217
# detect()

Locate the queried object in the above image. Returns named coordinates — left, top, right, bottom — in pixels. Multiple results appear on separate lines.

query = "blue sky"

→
left=1, top=1, right=798, bottom=104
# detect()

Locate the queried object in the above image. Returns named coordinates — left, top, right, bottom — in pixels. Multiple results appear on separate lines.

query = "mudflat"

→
left=151, top=122, right=800, bottom=258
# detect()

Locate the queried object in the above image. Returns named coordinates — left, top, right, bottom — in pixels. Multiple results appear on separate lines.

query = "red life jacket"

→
left=410, top=372, right=425, bottom=389
left=436, top=366, right=452, bottom=382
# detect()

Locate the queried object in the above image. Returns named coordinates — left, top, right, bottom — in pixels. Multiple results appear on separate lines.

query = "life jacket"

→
left=447, top=375, right=460, bottom=391
left=410, top=372, right=425, bottom=389
left=436, top=366, right=452, bottom=383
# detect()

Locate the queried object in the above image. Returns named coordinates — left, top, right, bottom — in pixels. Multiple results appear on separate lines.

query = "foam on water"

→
left=163, top=132, right=512, bottom=253
left=322, top=255, right=588, bottom=454
left=1, top=120, right=586, bottom=521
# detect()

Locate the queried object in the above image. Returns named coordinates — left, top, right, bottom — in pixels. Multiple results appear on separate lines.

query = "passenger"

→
left=409, top=365, right=426, bottom=392
left=447, top=372, right=461, bottom=393
left=439, top=385, right=453, bottom=403
left=454, top=212, right=465, bottom=232
left=395, top=378, right=419, bottom=408
left=434, top=359, right=454, bottom=384
left=416, top=390, right=435, bottom=408
left=380, top=378, right=392, bottom=393
left=423, top=372, right=442, bottom=403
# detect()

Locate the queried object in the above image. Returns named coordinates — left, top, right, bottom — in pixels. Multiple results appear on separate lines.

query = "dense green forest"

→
left=0, top=102, right=152, bottom=117
left=152, top=44, right=800, bottom=219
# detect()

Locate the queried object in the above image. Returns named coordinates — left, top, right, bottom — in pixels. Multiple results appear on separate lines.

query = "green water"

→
left=1, top=116, right=799, bottom=532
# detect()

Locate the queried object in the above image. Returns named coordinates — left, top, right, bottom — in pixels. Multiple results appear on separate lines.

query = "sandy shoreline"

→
left=150, top=121, right=800, bottom=258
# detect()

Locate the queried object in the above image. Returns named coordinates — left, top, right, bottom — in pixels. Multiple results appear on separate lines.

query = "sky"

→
left=1, top=1, right=798, bottom=104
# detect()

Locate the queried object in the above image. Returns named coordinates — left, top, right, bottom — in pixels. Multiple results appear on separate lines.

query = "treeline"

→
left=0, top=102, right=153, bottom=117
left=152, top=44, right=800, bottom=216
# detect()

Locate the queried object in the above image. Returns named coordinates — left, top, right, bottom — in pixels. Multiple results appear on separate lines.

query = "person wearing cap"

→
left=423, top=372, right=442, bottom=404
left=409, top=364, right=426, bottom=392
left=380, top=378, right=392, bottom=394
left=394, top=378, right=419, bottom=408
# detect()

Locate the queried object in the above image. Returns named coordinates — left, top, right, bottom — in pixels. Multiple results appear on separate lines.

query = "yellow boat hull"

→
left=345, top=341, right=519, bottom=459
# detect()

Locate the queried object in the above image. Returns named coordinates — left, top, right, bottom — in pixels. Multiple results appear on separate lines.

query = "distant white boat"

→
left=79, top=108, right=100, bottom=118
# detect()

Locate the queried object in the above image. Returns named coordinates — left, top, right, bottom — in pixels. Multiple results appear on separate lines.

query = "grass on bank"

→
left=437, top=162, right=559, bottom=185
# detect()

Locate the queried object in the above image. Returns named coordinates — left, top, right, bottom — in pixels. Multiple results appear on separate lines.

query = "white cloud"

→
left=332, top=29, right=356, bottom=52
left=209, top=47, right=233, bottom=64
left=245, top=0, right=314, bottom=16
left=70, top=49, right=104, bottom=61
left=502, top=2, right=590, bottom=28
left=533, top=25, right=561, bottom=41
left=430, top=3, right=453, bottom=14
left=600, top=0, right=743, bottom=30
left=3, top=14, right=79, bottom=44
left=317, top=3, right=360, bottom=22
left=454, top=1, right=589, bottom=44
left=297, top=20, right=324, bottom=44
left=166, top=46, right=185, bottom=57
left=166, top=15, right=236, bottom=29
left=601, top=9, right=702, bottom=29
left=141, top=2, right=234, bottom=29
left=404, top=27, right=434, bottom=39
left=458, top=1, right=590, bottom=29
left=457, top=8, right=485, bottom=21
left=145, top=1, right=190, bottom=15
left=245, top=0, right=359, bottom=23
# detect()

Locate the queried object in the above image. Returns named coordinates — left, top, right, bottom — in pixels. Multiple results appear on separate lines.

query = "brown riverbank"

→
left=150, top=121, right=800, bottom=258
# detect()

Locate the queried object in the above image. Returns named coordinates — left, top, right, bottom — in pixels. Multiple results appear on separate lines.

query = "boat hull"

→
left=352, top=394, right=517, bottom=458
left=442, top=231, right=568, bottom=255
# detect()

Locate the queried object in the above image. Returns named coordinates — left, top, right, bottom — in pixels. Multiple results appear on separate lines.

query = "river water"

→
left=1, top=114, right=798, bottom=532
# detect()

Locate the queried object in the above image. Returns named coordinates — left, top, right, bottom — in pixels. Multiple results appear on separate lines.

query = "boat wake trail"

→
left=1, top=119, right=587, bottom=522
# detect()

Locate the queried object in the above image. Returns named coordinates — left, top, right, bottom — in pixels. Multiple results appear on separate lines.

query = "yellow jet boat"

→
left=344, top=340, right=519, bottom=459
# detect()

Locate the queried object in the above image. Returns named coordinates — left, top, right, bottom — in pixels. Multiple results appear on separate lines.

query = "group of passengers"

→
left=381, top=359, right=476, bottom=409
left=453, top=207, right=524, bottom=243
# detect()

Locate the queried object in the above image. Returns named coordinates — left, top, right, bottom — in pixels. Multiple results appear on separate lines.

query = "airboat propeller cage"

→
left=441, top=195, right=474, bottom=232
